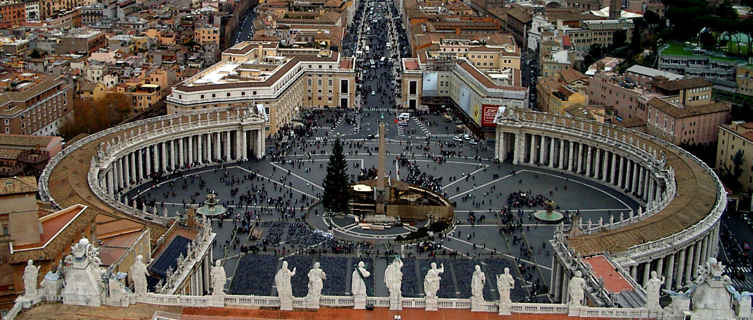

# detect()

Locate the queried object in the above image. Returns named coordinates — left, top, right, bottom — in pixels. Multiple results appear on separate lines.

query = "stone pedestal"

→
left=305, top=296, right=320, bottom=309
left=498, top=302, right=511, bottom=315
left=353, top=295, right=366, bottom=310
left=471, top=297, right=484, bottom=312
left=389, top=296, right=401, bottom=310
left=209, top=294, right=225, bottom=307
left=40, top=272, right=62, bottom=302
left=568, top=305, right=582, bottom=317
left=280, top=297, right=293, bottom=311
left=425, top=296, right=438, bottom=311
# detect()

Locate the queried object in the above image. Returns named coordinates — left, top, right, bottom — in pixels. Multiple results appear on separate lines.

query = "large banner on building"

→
left=481, top=104, right=499, bottom=127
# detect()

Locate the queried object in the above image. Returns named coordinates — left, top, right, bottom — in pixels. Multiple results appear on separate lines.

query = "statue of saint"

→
left=306, top=262, right=326, bottom=307
left=497, top=268, right=515, bottom=306
left=129, top=255, right=149, bottom=296
left=351, top=261, right=370, bottom=298
left=568, top=271, right=586, bottom=306
left=211, top=260, right=226, bottom=296
left=423, top=262, right=444, bottom=299
left=644, top=271, right=664, bottom=310
left=275, top=261, right=296, bottom=299
left=23, top=260, right=40, bottom=297
left=384, top=257, right=403, bottom=300
left=471, top=265, right=486, bottom=302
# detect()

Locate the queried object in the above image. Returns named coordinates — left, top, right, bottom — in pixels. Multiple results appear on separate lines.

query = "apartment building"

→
left=58, top=29, right=107, bottom=54
left=0, top=1, right=26, bottom=28
left=194, top=27, right=220, bottom=46
left=737, top=64, right=753, bottom=97
left=563, top=19, right=633, bottom=51
left=166, top=41, right=356, bottom=136
left=537, top=68, right=588, bottom=115
left=645, top=78, right=731, bottom=145
left=401, top=57, right=528, bottom=136
left=0, top=74, right=73, bottom=136
left=716, top=121, right=753, bottom=192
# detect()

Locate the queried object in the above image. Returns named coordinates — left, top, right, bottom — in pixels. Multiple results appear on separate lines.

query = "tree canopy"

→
left=59, top=93, right=133, bottom=140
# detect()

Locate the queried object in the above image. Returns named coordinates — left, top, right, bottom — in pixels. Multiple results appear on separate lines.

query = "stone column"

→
left=107, top=170, right=114, bottom=195
left=215, top=132, right=221, bottom=161
left=257, top=129, right=264, bottom=159
left=569, top=141, right=575, bottom=172
left=701, top=236, right=709, bottom=266
left=685, top=245, right=695, bottom=284
left=552, top=260, right=561, bottom=301
left=162, top=142, right=167, bottom=171
left=656, top=256, right=664, bottom=282
left=558, top=139, right=565, bottom=169
left=585, top=145, right=592, bottom=176
left=152, top=144, right=159, bottom=174
left=170, top=140, right=176, bottom=170
left=576, top=143, right=583, bottom=174
left=637, top=167, right=644, bottom=199
left=128, top=152, right=135, bottom=186
left=693, top=241, right=702, bottom=280
left=647, top=178, right=655, bottom=207
left=513, top=133, right=522, bottom=165
left=593, top=148, right=600, bottom=179
left=178, top=138, right=184, bottom=168
left=188, top=135, right=194, bottom=165
left=665, top=253, right=675, bottom=290
left=241, top=129, right=248, bottom=160
left=560, top=267, right=568, bottom=304
left=145, top=146, right=151, bottom=179
left=495, top=130, right=501, bottom=161
left=499, top=131, right=506, bottom=162
left=539, top=135, right=545, bottom=165
left=618, top=157, right=625, bottom=189
left=630, top=265, right=637, bottom=281
left=549, top=137, right=555, bottom=168
left=610, top=153, right=617, bottom=185
left=116, top=159, right=123, bottom=190
left=197, top=134, right=203, bottom=164
left=225, top=131, right=231, bottom=160
left=676, top=248, right=686, bottom=289
left=529, top=134, right=536, bottom=164
left=643, top=261, right=651, bottom=287
left=630, top=162, right=637, bottom=193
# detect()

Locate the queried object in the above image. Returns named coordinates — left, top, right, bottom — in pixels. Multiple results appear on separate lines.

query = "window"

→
left=409, top=81, right=417, bottom=95
left=341, top=80, right=348, bottom=94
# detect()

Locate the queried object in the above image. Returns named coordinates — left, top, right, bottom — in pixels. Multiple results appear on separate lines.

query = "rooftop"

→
left=583, top=255, right=633, bottom=294
left=0, top=176, right=37, bottom=196
left=10, top=204, right=87, bottom=252
left=625, top=65, right=683, bottom=81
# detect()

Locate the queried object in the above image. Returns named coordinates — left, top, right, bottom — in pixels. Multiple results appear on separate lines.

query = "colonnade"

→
left=102, top=127, right=264, bottom=196
left=496, top=130, right=663, bottom=205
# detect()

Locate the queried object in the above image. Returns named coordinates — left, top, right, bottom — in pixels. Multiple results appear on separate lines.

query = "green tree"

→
left=322, top=138, right=350, bottom=213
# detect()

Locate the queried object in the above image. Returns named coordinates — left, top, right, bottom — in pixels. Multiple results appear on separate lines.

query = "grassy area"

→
left=661, top=42, right=746, bottom=64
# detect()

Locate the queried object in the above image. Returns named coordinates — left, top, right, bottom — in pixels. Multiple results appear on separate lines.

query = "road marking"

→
left=234, top=166, right=320, bottom=199
left=269, top=162, right=324, bottom=191
left=441, top=165, right=489, bottom=190
left=448, top=173, right=514, bottom=200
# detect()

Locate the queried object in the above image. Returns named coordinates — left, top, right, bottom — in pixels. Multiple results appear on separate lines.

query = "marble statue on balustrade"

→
left=424, top=262, right=444, bottom=311
left=129, top=255, right=149, bottom=296
left=384, top=257, right=403, bottom=310
left=352, top=261, right=370, bottom=310
left=211, top=260, right=226, bottom=296
left=306, top=262, right=326, bottom=309
left=23, top=260, right=40, bottom=298
left=644, top=271, right=664, bottom=311
left=497, top=268, right=515, bottom=315
left=106, top=272, right=130, bottom=307
left=470, top=265, right=486, bottom=312
left=62, top=238, right=105, bottom=307
left=568, top=271, right=586, bottom=307
left=471, top=265, right=486, bottom=302
left=275, top=261, right=296, bottom=311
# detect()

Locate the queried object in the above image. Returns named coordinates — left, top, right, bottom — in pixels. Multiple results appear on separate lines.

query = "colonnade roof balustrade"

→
left=39, top=107, right=264, bottom=244
left=495, top=109, right=723, bottom=257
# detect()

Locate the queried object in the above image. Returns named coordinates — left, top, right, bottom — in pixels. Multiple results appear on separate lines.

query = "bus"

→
left=398, top=113, right=410, bottom=125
